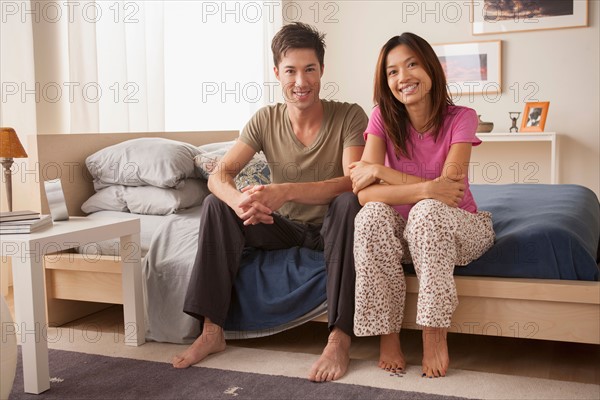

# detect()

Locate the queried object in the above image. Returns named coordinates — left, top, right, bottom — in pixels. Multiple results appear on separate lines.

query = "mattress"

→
left=141, top=184, right=600, bottom=343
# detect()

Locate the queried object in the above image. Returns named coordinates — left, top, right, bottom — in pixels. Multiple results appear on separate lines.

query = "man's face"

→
left=274, top=48, right=323, bottom=111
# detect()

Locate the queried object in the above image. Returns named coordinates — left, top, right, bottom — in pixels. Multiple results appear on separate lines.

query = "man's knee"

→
left=203, top=194, right=228, bottom=212
left=330, top=192, right=361, bottom=215
left=201, top=194, right=236, bottom=223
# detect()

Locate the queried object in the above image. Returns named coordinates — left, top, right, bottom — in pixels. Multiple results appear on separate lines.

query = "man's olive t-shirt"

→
left=239, top=100, right=367, bottom=224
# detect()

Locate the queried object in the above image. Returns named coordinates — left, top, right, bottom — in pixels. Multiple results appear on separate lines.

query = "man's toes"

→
left=313, top=372, right=321, bottom=382
left=172, top=356, right=189, bottom=369
left=317, top=372, right=325, bottom=382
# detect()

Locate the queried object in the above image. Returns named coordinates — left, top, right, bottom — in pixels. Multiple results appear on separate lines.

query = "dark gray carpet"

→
left=10, top=348, right=474, bottom=400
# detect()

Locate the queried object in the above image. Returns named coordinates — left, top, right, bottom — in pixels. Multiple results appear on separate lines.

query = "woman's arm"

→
left=356, top=141, right=471, bottom=207
left=441, top=142, right=472, bottom=180
left=350, top=134, right=425, bottom=193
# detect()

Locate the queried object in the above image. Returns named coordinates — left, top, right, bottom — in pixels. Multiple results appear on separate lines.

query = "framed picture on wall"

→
left=520, top=102, right=550, bottom=132
left=472, top=0, right=588, bottom=35
left=432, top=40, right=501, bottom=98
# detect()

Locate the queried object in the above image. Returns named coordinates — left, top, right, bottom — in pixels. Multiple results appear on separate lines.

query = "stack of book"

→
left=0, top=211, right=53, bottom=234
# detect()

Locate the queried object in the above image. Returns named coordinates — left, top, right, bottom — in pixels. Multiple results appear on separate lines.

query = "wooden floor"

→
left=5, top=288, right=600, bottom=385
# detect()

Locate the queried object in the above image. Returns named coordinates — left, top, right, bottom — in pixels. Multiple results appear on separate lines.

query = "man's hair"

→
left=271, top=22, right=326, bottom=68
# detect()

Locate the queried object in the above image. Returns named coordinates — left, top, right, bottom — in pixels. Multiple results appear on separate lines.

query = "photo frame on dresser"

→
left=472, top=0, right=588, bottom=35
left=520, top=102, right=550, bottom=132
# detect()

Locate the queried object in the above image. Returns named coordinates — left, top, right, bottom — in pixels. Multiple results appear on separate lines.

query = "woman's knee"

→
left=405, top=200, right=451, bottom=240
left=355, top=202, right=395, bottom=227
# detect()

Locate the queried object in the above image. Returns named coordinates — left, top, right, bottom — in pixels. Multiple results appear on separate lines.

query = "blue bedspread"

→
left=457, top=184, right=599, bottom=280
left=225, top=184, right=599, bottom=331
left=225, top=247, right=327, bottom=331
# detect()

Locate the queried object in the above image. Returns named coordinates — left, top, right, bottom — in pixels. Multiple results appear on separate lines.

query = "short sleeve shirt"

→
left=239, top=100, right=367, bottom=224
left=365, top=105, right=480, bottom=220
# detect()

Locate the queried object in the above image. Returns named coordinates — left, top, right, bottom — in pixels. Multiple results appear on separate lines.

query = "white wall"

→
left=292, top=0, right=599, bottom=195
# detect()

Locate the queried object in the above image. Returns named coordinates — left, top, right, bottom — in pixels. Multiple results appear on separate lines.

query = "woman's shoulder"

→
left=445, top=105, right=477, bottom=125
left=446, top=105, right=476, bottom=117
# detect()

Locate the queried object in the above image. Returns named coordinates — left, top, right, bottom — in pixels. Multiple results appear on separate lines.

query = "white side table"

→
left=0, top=217, right=144, bottom=394
left=476, top=132, right=558, bottom=184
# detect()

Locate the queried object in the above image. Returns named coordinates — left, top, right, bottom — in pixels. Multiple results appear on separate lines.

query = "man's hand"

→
left=238, top=184, right=289, bottom=226
left=349, top=161, right=379, bottom=194
left=425, top=175, right=466, bottom=207
left=235, top=185, right=274, bottom=225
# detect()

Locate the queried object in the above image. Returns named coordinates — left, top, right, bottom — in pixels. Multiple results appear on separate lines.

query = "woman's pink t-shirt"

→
left=365, top=105, right=481, bottom=220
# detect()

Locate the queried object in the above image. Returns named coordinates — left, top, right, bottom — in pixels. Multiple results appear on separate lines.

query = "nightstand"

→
left=0, top=216, right=144, bottom=394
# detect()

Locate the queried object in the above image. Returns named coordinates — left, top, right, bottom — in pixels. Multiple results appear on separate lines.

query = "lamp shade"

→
left=0, top=128, right=28, bottom=158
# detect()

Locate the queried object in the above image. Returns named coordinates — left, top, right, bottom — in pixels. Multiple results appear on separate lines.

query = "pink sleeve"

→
left=451, top=108, right=481, bottom=146
left=364, top=106, right=387, bottom=142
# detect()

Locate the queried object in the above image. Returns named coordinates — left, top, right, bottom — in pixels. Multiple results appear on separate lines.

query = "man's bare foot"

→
left=172, top=321, right=226, bottom=369
left=379, top=333, right=406, bottom=372
left=308, top=328, right=351, bottom=382
left=422, top=327, right=449, bottom=378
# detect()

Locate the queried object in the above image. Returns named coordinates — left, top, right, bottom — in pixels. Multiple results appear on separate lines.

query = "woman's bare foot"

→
left=421, top=327, right=449, bottom=378
left=172, top=321, right=226, bottom=369
left=379, top=333, right=405, bottom=372
left=308, top=328, right=351, bottom=382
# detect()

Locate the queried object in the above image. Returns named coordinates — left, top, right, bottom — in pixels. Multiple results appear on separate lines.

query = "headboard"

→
left=28, top=131, right=239, bottom=216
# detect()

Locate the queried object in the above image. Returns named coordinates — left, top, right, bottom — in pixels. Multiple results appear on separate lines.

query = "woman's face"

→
left=385, top=44, right=432, bottom=109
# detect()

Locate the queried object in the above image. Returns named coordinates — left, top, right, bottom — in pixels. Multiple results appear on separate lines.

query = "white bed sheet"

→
left=77, top=211, right=166, bottom=257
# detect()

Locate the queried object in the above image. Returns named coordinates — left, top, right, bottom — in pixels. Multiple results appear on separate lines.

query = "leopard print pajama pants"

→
left=353, top=199, right=495, bottom=336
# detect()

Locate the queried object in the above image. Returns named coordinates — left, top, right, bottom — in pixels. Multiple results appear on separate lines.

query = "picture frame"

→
left=520, top=102, right=550, bottom=132
left=472, top=0, right=588, bottom=35
left=432, top=40, right=501, bottom=98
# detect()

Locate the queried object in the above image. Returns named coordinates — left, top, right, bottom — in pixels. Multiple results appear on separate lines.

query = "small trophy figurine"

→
left=509, top=112, right=521, bottom=133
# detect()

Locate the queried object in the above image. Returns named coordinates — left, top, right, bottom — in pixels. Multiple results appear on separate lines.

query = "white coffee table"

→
left=0, top=216, right=145, bottom=394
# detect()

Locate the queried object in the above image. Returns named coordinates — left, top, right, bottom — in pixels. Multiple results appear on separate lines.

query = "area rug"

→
left=9, top=349, right=470, bottom=400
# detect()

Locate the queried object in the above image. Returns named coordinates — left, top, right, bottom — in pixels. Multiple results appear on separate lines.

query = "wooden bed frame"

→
left=11, top=132, right=600, bottom=344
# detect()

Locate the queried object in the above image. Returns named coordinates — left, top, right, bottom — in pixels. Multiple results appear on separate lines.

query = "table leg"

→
left=120, top=233, right=145, bottom=346
left=11, top=255, right=50, bottom=394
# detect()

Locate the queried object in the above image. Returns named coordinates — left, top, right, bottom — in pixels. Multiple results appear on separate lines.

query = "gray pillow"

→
left=82, top=179, right=210, bottom=215
left=86, top=138, right=202, bottom=190
left=194, top=141, right=270, bottom=189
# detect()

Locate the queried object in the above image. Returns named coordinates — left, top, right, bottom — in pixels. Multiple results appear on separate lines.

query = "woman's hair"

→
left=271, top=22, right=326, bottom=68
left=373, top=32, right=453, bottom=159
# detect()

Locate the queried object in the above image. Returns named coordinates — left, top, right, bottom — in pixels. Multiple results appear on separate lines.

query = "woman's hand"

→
left=425, top=176, right=466, bottom=207
left=349, top=161, right=379, bottom=194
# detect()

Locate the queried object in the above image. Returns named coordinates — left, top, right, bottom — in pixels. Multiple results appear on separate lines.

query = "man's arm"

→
left=285, top=144, right=364, bottom=204
left=240, top=145, right=364, bottom=212
left=208, top=141, right=273, bottom=223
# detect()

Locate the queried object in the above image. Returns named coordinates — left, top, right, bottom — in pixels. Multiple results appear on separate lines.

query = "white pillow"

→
left=86, top=138, right=202, bottom=190
left=82, top=179, right=210, bottom=215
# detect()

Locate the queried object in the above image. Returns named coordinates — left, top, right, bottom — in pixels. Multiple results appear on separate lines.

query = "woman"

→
left=349, top=33, right=495, bottom=378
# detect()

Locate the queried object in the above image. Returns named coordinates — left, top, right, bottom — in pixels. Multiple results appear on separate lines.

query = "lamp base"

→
left=0, top=158, right=14, bottom=212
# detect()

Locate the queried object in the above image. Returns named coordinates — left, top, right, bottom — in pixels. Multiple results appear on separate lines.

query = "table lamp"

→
left=0, top=127, right=28, bottom=212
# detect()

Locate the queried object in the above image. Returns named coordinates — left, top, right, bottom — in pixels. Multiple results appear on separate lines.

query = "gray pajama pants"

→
left=183, top=192, right=361, bottom=336
left=353, top=199, right=495, bottom=336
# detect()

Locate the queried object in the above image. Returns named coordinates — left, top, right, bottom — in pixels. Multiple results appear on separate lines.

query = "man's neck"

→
left=287, top=100, right=324, bottom=145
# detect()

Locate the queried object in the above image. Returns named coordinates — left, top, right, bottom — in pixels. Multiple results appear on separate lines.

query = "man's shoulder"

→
left=252, top=103, right=287, bottom=118
left=323, top=99, right=366, bottom=115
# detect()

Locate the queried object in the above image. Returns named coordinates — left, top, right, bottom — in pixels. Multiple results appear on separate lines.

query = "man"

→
left=172, top=22, right=367, bottom=382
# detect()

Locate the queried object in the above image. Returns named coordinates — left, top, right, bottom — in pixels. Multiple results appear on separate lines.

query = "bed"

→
left=24, top=132, right=600, bottom=345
